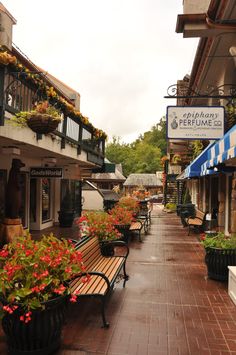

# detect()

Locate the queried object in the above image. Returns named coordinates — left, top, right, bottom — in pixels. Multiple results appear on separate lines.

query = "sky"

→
left=2, top=0, right=199, bottom=143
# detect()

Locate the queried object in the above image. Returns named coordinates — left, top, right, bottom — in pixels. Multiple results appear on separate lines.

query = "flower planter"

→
left=114, top=224, right=131, bottom=243
left=58, top=210, right=75, bottom=228
left=205, top=247, right=236, bottom=281
left=99, top=241, right=114, bottom=256
left=2, top=295, right=67, bottom=355
left=27, top=113, right=60, bottom=134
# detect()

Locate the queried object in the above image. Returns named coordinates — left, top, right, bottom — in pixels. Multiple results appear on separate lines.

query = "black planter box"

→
left=205, top=247, right=236, bottom=281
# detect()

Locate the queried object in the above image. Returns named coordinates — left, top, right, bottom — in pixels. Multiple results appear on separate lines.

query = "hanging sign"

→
left=30, top=167, right=63, bottom=178
left=167, top=106, right=224, bottom=140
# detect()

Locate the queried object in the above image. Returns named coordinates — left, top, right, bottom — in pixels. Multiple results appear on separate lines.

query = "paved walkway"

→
left=59, top=206, right=236, bottom=355
left=1, top=206, right=236, bottom=354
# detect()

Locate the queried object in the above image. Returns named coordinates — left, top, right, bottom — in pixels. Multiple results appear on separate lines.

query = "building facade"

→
left=171, top=0, right=236, bottom=234
left=0, top=4, right=106, bottom=233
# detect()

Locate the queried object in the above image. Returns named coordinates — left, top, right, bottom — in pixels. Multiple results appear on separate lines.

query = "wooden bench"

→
left=129, top=210, right=151, bottom=242
left=186, top=209, right=207, bottom=235
left=129, top=220, right=144, bottom=242
left=138, top=209, right=151, bottom=231
left=68, top=236, right=129, bottom=328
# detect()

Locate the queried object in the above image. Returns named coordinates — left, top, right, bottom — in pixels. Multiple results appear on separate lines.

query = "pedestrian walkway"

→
left=59, top=206, right=236, bottom=355
left=0, top=207, right=236, bottom=354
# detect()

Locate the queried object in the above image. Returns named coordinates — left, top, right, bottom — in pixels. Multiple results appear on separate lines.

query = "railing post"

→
left=0, top=66, right=6, bottom=126
left=61, top=115, right=67, bottom=149
left=77, top=122, right=82, bottom=155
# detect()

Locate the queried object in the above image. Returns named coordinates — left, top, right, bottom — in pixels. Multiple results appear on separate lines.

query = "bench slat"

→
left=69, top=257, right=123, bottom=295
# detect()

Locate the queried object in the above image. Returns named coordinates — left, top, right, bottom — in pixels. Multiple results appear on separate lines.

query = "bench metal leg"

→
left=144, top=220, right=148, bottom=234
left=100, top=296, right=109, bottom=328
left=123, top=263, right=129, bottom=287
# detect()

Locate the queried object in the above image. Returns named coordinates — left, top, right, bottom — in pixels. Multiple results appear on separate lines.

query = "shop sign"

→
left=30, top=167, right=63, bottom=178
left=167, top=106, right=224, bottom=140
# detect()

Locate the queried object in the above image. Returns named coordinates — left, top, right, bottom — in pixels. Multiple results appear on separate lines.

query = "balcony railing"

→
left=0, top=66, right=105, bottom=166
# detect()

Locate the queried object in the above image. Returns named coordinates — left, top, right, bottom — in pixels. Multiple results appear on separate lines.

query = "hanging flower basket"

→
left=27, top=113, right=60, bottom=134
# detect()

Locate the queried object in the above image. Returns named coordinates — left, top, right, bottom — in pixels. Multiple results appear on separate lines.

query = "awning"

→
left=206, top=124, right=236, bottom=169
left=176, top=142, right=215, bottom=180
left=200, top=161, right=218, bottom=176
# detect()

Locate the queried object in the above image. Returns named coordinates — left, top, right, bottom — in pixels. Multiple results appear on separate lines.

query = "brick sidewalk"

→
left=1, top=206, right=236, bottom=354
left=57, top=206, right=236, bottom=354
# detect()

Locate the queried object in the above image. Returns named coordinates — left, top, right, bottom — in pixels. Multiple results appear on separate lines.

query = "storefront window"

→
left=42, top=178, right=51, bottom=222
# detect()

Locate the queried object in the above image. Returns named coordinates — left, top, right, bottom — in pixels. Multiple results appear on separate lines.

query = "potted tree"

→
left=0, top=233, right=87, bottom=354
left=201, top=232, right=236, bottom=281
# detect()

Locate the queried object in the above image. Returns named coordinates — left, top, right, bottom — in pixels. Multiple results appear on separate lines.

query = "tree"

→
left=105, top=119, right=166, bottom=175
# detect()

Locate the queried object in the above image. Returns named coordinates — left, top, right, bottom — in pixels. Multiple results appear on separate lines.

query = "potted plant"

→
left=164, top=203, right=177, bottom=213
left=109, top=205, right=134, bottom=243
left=117, top=196, right=140, bottom=218
left=200, top=232, right=236, bottom=281
left=0, top=232, right=87, bottom=354
left=58, top=189, right=76, bottom=228
left=77, top=212, right=121, bottom=256
left=14, top=101, right=62, bottom=134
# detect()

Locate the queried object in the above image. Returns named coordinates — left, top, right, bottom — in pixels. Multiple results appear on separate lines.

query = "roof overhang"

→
left=176, top=13, right=236, bottom=38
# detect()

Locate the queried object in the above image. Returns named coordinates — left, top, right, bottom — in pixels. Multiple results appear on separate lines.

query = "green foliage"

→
left=191, top=140, right=204, bottom=160
left=10, top=101, right=62, bottom=128
left=105, top=118, right=167, bottom=175
left=165, top=203, right=176, bottom=211
left=225, top=102, right=236, bottom=129
left=201, top=232, right=236, bottom=249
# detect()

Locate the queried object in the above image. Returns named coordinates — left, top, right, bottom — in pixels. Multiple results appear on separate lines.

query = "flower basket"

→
left=205, top=247, right=236, bottom=281
left=27, top=113, right=60, bottom=134
left=0, top=233, right=87, bottom=354
left=2, top=295, right=67, bottom=355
